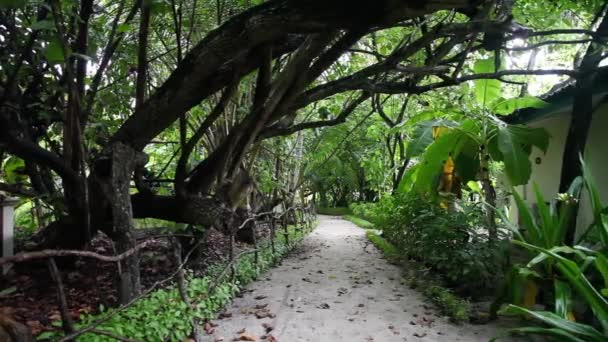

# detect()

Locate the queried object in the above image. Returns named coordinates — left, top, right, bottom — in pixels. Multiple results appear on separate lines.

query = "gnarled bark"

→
left=90, top=142, right=145, bottom=303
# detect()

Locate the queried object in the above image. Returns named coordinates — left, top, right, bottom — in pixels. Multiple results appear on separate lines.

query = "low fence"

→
left=0, top=205, right=317, bottom=341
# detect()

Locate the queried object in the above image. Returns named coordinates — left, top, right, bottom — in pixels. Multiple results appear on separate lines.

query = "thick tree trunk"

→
left=131, top=193, right=232, bottom=231
left=90, top=142, right=143, bottom=303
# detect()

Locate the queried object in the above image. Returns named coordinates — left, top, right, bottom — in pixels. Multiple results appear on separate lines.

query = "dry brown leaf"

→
left=237, top=333, right=257, bottom=341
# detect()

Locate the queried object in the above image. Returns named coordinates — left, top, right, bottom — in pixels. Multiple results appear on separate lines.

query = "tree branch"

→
left=260, top=93, right=369, bottom=139
left=0, top=240, right=156, bottom=266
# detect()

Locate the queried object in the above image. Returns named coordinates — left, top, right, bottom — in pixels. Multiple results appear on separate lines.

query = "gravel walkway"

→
left=206, top=215, right=514, bottom=342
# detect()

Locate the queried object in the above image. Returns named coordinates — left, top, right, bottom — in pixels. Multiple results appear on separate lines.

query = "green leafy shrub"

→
left=376, top=192, right=506, bottom=293
left=424, top=285, right=471, bottom=323
left=348, top=197, right=395, bottom=225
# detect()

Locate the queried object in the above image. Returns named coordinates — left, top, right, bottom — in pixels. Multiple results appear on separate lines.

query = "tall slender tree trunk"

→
left=480, top=147, right=497, bottom=242
left=558, top=7, right=608, bottom=244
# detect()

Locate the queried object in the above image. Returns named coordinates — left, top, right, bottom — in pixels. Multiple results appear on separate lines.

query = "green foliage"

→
left=406, top=119, right=457, bottom=159
left=578, top=157, right=608, bottom=246
left=368, top=192, right=506, bottom=292
left=316, top=207, right=351, bottom=216
left=497, top=126, right=531, bottom=185
left=2, top=156, right=26, bottom=184
left=414, top=130, right=459, bottom=193
left=38, top=224, right=313, bottom=341
left=44, top=38, right=67, bottom=64
left=498, top=160, right=608, bottom=340
left=491, top=96, right=547, bottom=116
left=503, top=183, right=573, bottom=248
left=407, top=114, right=550, bottom=195
left=14, top=201, right=38, bottom=238
left=473, top=58, right=502, bottom=107
left=365, top=231, right=400, bottom=263
left=343, top=214, right=374, bottom=229
left=423, top=285, right=471, bottom=323
left=498, top=305, right=606, bottom=342
left=348, top=202, right=382, bottom=223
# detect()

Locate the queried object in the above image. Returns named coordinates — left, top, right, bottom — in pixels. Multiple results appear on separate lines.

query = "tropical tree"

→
left=1, top=0, right=606, bottom=303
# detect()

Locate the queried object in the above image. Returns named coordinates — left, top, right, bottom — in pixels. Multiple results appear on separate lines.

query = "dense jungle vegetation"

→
left=1, top=0, right=608, bottom=340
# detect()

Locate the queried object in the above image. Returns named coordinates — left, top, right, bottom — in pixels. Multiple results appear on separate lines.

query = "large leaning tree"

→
left=1, top=0, right=604, bottom=301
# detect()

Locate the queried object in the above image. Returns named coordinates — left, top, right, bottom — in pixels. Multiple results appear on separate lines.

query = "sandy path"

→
left=207, top=215, right=512, bottom=342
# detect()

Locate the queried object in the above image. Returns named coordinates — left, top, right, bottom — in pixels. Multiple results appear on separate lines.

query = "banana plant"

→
left=404, top=58, right=549, bottom=240
left=407, top=57, right=549, bottom=190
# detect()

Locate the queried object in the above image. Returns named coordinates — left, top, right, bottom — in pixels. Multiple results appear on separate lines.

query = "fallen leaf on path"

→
left=235, top=333, right=257, bottom=341
left=254, top=295, right=267, bottom=300
left=413, top=332, right=427, bottom=338
left=203, top=323, right=216, bottom=334
left=317, top=303, right=330, bottom=309
left=254, top=308, right=276, bottom=319
left=236, top=328, right=246, bottom=334
left=255, top=303, right=268, bottom=309
left=262, top=323, right=274, bottom=333
left=219, top=312, right=233, bottom=319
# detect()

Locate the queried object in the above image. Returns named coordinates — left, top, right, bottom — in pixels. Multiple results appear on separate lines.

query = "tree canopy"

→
left=1, top=0, right=607, bottom=303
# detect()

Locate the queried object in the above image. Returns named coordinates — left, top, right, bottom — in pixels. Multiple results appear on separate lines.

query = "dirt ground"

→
left=207, top=215, right=517, bottom=342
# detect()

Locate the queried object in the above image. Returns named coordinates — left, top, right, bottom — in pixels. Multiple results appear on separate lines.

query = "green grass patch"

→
left=366, top=231, right=400, bottom=262
left=316, top=207, right=351, bottom=215
left=365, top=231, right=471, bottom=323
left=39, top=223, right=316, bottom=341
left=343, top=214, right=374, bottom=229
left=421, top=285, right=471, bottom=323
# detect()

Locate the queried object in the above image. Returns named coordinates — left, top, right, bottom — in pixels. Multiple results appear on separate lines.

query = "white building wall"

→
left=509, top=101, right=608, bottom=238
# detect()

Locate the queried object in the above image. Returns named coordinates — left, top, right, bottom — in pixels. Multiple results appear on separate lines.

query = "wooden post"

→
left=297, top=208, right=303, bottom=235
left=251, top=218, right=259, bottom=268
left=282, top=211, right=289, bottom=247
left=1, top=197, right=18, bottom=275
left=305, top=207, right=311, bottom=231
left=229, top=234, right=235, bottom=280
left=269, top=214, right=276, bottom=256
